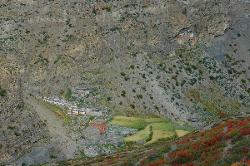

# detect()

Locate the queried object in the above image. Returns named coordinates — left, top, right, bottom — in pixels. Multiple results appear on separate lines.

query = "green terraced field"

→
left=124, top=125, right=152, bottom=143
left=111, top=116, right=193, bottom=144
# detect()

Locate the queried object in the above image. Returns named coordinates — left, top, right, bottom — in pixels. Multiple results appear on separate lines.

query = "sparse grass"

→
left=111, top=116, right=169, bottom=130
left=144, top=122, right=176, bottom=144
left=146, top=130, right=175, bottom=144
left=145, top=118, right=166, bottom=123
left=151, top=122, right=175, bottom=131
left=111, top=116, right=147, bottom=130
left=176, top=130, right=190, bottom=137
left=186, top=85, right=243, bottom=119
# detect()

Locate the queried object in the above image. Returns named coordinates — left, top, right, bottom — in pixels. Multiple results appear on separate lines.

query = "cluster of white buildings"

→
left=43, top=96, right=85, bottom=115
left=43, top=96, right=70, bottom=107
left=42, top=96, right=104, bottom=117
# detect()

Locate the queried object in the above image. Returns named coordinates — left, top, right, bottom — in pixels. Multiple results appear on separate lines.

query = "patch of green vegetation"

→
left=38, top=34, right=49, bottom=45
left=247, top=88, right=250, bottom=94
left=151, top=122, right=175, bottom=132
left=7, top=126, right=16, bottom=130
left=175, top=130, right=190, bottom=137
left=186, top=84, right=243, bottom=119
left=111, top=116, right=147, bottom=130
left=62, top=88, right=72, bottom=101
left=110, top=27, right=121, bottom=32
left=144, top=118, right=166, bottom=123
left=57, top=160, right=69, bottom=166
left=112, top=116, right=192, bottom=145
left=121, top=90, right=126, bottom=97
left=0, top=86, right=7, bottom=97
left=129, top=65, right=135, bottom=69
left=34, top=55, right=49, bottom=65
left=124, top=125, right=151, bottom=143
left=136, top=94, right=143, bottom=99
left=103, top=5, right=112, bottom=12
left=103, top=144, right=116, bottom=149
left=61, top=34, right=76, bottom=43
left=145, top=122, right=177, bottom=144
left=54, top=55, right=62, bottom=64
left=42, top=101, right=71, bottom=124
left=175, top=47, right=202, bottom=62
left=120, top=72, right=126, bottom=77
left=158, top=63, right=166, bottom=70
left=130, top=104, right=135, bottom=109
left=241, top=79, right=247, bottom=84
left=146, top=125, right=153, bottom=142
left=89, top=116, right=95, bottom=121
left=146, top=130, right=176, bottom=145
left=54, top=118, right=249, bottom=165
left=79, top=151, right=87, bottom=159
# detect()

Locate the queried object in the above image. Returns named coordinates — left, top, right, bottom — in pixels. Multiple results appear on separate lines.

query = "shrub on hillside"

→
left=0, top=86, right=7, bottom=97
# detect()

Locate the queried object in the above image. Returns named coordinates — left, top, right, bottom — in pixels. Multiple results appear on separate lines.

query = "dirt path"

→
left=26, top=98, right=78, bottom=159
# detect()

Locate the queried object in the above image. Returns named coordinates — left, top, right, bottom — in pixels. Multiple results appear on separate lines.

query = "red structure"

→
left=89, top=119, right=108, bottom=134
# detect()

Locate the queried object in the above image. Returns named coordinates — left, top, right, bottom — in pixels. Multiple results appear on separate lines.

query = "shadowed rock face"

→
left=0, top=0, right=250, bottom=164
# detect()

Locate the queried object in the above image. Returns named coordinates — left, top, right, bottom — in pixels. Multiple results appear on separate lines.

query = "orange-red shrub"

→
left=147, top=158, right=165, bottom=166
left=239, top=128, right=250, bottom=136
left=237, top=120, right=249, bottom=127
left=169, top=149, right=191, bottom=159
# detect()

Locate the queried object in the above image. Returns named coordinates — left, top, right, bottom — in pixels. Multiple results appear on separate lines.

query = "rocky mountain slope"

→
left=0, top=0, right=250, bottom=165
left=0, top=58, right=49, bottom=164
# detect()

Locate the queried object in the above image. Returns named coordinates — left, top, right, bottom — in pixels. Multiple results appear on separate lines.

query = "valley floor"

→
left=47, top=117, right=250, bottom=166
